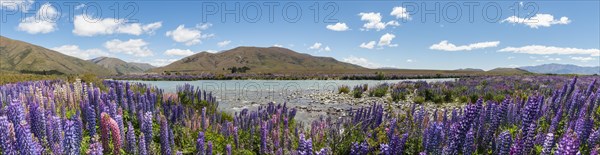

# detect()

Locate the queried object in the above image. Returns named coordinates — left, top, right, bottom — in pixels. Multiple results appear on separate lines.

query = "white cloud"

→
left=308, top=42, right=331, bottom=52
left=548, top=58, right=561, bottom=61
left=1, top=0, right=33, bottom=12
left=326, top=22, right=349, bottom=31
left=502, top=14, right=570, bottom=28
left=75, top=3, right=85, bottom=10
left=358, top=12, right=398, bottom=31
left=51, top=45, right=110, bottom=60
left=73, top=15, right=161, bottom=36
left=406, top=59, right=414, bottom=63
left=196, top=23, right=212, bottom=30
left=272, top=44, right=283, bottom=47
left=507, top=56, right=515, bottom=60
left=359, top=41, right=376, bottom=49
left=217, top=40, right=231, bottom=47
left=378, top=33, right=397, bottom=47
left=571, top=57, right=596, bottom=62
left=142, top=22, right=162, bottom=35
left=309, top=42, right=322, bottom=50
left=166, top=25, right=212, bottom=46
left=104, top=39, right=153, bottom=57
left=205, top=50, right=218, bottom=53
left=342, top=56, right=382, bottom=69
left=17, top=3, right=58, bottom=34
left=150, top=59, right=178, bottom=67
left=390, top=6, right=411, bottom=20
left=430, top=40, right=500, bottom=51
left=164, top=49, right=196, bottom=56
left=498, top=45, right=600, bottom=56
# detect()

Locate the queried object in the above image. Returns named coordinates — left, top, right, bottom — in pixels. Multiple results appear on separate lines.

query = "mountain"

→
left=519, top=63, right=600, bottom=75
left=151, top=46, right=365, bottom=73
left=0, top=36, right=114, bottom=75
left=129, top=62, right=156, bottom=71
left=455, top=68, right=485, bottom=72
left=89, top=57, right=155, bottom=75
left=486, top=68, right=531, bottom=74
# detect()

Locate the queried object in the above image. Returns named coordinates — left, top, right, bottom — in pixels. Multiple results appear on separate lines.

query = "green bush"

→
left=413, top=96, right=425, bottom=104
left=338, top=85, right=350, bottom=94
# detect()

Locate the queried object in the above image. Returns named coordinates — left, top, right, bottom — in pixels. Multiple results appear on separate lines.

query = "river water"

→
left=123, top=79, right=456, bottom=123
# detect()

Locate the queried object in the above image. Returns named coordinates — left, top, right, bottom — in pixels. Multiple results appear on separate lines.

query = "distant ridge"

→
left=0, top=36, right=113, bottom=75
left=520, top=63, right=600, bottom=75
left=89, top=57, right=155, bottom=75
left=486, top=68, right=531, bottom=74
left=455, top=68, right=485, bottom=72
left=151, top=46, right=365, bottom=74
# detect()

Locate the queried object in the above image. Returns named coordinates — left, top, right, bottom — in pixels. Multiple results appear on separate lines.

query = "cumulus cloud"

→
left=430, top=40, right=500, bottom=51
left=166, top=24, right=213, bottom=46
left=502, top=14, right=570, bottom=28
left=390, top=6, right=411, bottom=20
left=308, top=42, right=331, bottom=52
left=104, top=39, right=153, bottom=57
left=164, top=49, right=196, bottom=56
left=272, top=44, right=283, bottom=47
left=150, top=59, right=179, bottom=67
left=326, top=22, right=349, bottom=31
left=378, top=33, right=397, bottom=47
left=342, top=56, right=382, bottom=69
left=51, top=45, right=110, bottom=60
left=17, top=3, right=58, bottom=34
left=571, top=57, right=596, bottom=62
left=309, top=43, right=322, bottom=50
left=73, top=15, right=162, bottom=36
left=498, top=45, right=600, bottom=56
left=406, top=59, right=414, bottom=63
left=1, top=0, right=33, bottom=12
left=359, top=41, right=376, bottom=49
left=217, top=40, right=231, bottom=47
left=358, top=12, right=399, bottom=31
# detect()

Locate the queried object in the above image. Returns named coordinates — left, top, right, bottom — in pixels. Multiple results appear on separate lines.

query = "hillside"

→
left=151, top=46, right=365, bottom=74
left=0, top=36, right=113, bottom=75
left=89, top=57, right=155, bottom=75
left=486, top=68, right=531, bottom=74
left=520, top=63, right=600, bottom=75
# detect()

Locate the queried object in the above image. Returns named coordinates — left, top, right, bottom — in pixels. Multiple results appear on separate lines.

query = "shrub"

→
left=338, top=85, right=350, bottom=94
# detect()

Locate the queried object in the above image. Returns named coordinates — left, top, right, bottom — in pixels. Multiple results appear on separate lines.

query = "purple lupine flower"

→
left=86, top=105, right=97, bottom=136
left=380, top=144, right=391, bottom=155
left=261, top=121, right=268, bottom=154
left=197, top=131, right=205, bottom=154
left=139, top=133, right=148, bottom=155
left=142, top=111, right=153, bottom=153
left=555, top=132, right=580, bottom=155
left=15, top=120, right=40, bottom=155
left=523, top=123, right=537, bottom=154
left=226, top=144, right=232, bottom=155
left=63, top=120, right=80, bottom=155
left=126, top=122, right=137, bottom=154
left=350, top=141, right=369, bottom=155
left=28, top=101, right=46, bottom=142
left=589, top=129, right=600, bottom=149
left=7, top=99, right=26, bottom=127
left=160, top=116, right=172, bottom=155
left=541, top=133, right=555, bottom=155
left=496, top=131, right=511, bottom=155
left=50, top=116, right=64, bottom=154
left=315, top=148, right=328, bottom=155
left=463, top=128, right=475, bottom=155
left=298, top=133, right=313, bottom=155
left=0, top=116, right=17, bottom=155
left=87, top=137, right=104, bottom=155
left=207, top=141, right=213, bottom=155
left=425, top=122, right=443, bottom=154
left=575, top=116, right=592, bottom=145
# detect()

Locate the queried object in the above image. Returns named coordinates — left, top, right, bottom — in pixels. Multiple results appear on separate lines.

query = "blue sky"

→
left=1, top=0, right=599, bottom=70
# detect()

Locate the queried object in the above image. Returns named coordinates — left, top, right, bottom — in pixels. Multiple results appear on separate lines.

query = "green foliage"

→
left=413, top=96, right=425, bottom=104
left=338, top=85, right=350, bottom=94
left=368, top=84, right=388, bottom=97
